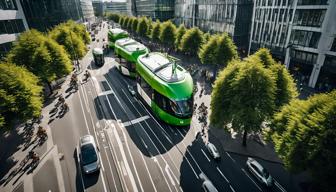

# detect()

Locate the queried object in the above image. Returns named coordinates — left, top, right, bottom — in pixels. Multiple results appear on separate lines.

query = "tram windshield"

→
left=170, top=97, right=193, bottom=117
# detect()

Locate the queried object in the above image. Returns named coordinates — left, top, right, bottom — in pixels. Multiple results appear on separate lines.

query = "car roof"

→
left=249, top=158, right=264, bottom=172
left=80, top=135, right=94, bottom=146
left=203, top=180, right=218, bottom=192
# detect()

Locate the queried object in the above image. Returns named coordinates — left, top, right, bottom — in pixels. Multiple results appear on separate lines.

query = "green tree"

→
left=146, top=18, right=153, bottom=38
left=210, top=57, right=276, bottom=146
left=65, top=20, right=90, bottom=45
left=151, top=21, right=161, bottom=42
left=49, top=25, right=87, bottom=60
left=215, top=33, right=238, bottom=67
left=126, top=17, right=133, bottom=30
left=252, top=48, right=298, bottom=108
left=270, top=91, right=336, bottom=191
left=179, top=27, right=203, bottom=55
left=137, top=17, right=148, bottom=37
left=7, top=30, right=72, bottom=87
left=175, top=24, right=186, bottom=49
left=132, top=17, right=139, bottom=33
left=119, top=16, right=125, bottom=26
left=0, top=62, right=43, bottom=129
left=203, top=32, right=211, bottom=43
left=160, top=20, right=176, bottom=48
left=198, top=35, right=219, bottom=65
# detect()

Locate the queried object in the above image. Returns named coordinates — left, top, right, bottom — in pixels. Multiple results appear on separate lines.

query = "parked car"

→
left=78, top=135, right=100, bottom=174
left=199, top=173, right=218, bottom=192
left=206, top=142, right=220, bottom=160
left=246, top=157, right=274, bottom=187
left=128, top=85, right=136, bottom=96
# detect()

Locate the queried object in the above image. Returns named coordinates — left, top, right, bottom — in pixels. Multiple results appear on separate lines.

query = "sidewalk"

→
left=0, top=95, right=65, bottom=192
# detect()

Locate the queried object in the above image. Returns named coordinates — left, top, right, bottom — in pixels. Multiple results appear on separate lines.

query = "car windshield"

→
left=81, top=144, right=97, bottom=165
left=170, top=97, right=193, bottom=117
left=262, top=168, right=270, bottom=178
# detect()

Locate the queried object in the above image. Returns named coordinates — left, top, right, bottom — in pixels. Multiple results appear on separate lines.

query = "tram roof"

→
left=138, top=52, right=186, bottom=83
left=115, top=38, right=147, bottom=52
left=109, top=28, right=127, bottom=35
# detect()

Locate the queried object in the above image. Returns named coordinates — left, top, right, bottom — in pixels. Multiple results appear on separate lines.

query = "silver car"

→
left=79, top=135, right=100, bottom=174
left=206, top=142, right=220, bottom=160
left=199, top=173, right=219, bottom=192
left=246, top=157, right=273, bottom=187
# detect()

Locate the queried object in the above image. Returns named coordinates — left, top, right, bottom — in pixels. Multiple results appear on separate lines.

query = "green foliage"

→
left=107, top=13, right=120, bottom=23
left=175, top=24, right=186, bottom=49
left=0, top=62, right=43, bottom=129
left=198, top=35, right=219, bottom=65
left=151, top=21, right=161, bottom=42
left=210, top=57, right=276, bottom=145
left=215, top=33, right=238, bottom=67
left=159, top=20, right=176, bottom=47
left=253, top=48, right=276, bottom=68
left=7, top=30, right=72, bottom=83
left=65, top=20, right=90, bottom=45
left=121, top=16, right=128, bottom=28
left=119, top=16, right=126, bottom=27
left=269, top=63, right=298, bottom=108
left=137, top=17, right=148, bottom=37
left=49, top=24, right=87, bottom=60
left=179, top=27, right=203, bottom=55
left=270, top=91, right=336, bottom=191
left=132, top=17, right=139, bottom=33
left=126, top=17, right=133, bottom=30
left=146, top=18, right=153, bottom=37
left=203, top=33, right=211, bottom=43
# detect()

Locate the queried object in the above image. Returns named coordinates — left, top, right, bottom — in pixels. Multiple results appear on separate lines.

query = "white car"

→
left=206, top=142, right=220, bottom=160
left=78, top=135, right=100, bottom=174
left=199, top=173, right=218, bottom=192
left=246, top=157, right=273, bottom=187
left=128, top=85, right=136, bottom=96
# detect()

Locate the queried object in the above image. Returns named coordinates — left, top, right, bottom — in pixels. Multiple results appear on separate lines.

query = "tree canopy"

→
left=131, top=17, right=139, bottom=33
left=137, top=17, right=148, bottom=37
left=198, top=35, right=219, bottom=65
left=269, top=91, right=336, bottom=191
left=7, top=29, right=72, bottom=83
left=175, top=24, right=186, bottom=49
left=151, top=21, right=161, bottom=42
left=0, top=62, right=43, bottom=129
left=210, top=56, right=276, bottom=146
left=215, top=33, right=238, bottom=67
left=159, top=20, right=176, bottom=47
left=64, top=20, right=91, bottom=45
left=49, top=24, right=87, bottom=60
left=179, top=27, right=203, bottom=55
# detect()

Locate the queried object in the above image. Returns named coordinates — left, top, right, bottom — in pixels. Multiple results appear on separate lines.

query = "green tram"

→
left=108, top=28, right=128, bottom=48
left=92, top=48, right=104, bottom=67
left=136, top=52, right=193, bottom=126
left=114, top=38, right=149, bottom=77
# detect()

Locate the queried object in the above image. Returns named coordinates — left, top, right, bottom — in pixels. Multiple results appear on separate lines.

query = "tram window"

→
left=140, top=76, right=153, bottom=98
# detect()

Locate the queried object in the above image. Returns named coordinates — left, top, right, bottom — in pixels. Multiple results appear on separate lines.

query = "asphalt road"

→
left=48, top=21, right=295, bottom=192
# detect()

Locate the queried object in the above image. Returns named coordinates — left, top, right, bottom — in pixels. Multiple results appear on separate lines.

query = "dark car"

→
left=78, top=135, right=100, bottom=174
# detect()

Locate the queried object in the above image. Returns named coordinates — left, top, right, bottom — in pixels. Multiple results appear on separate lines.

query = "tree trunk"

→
left=242, top=130, right=247, bottom=147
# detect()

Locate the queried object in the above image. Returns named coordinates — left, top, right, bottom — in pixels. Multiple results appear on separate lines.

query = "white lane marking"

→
left=99, top=90, right=114, bottom=96
left=226, top=152, right=236, bottom=163
left=112, top=121, right=139, bottom=192
left=241, top=168, right=262, bottom=191
left=123, top=115, right=150, bottom=127
left=201, top=149, right=211, bottom=162
left=274, top=179, right=287, bottom=192
left=120, top=161, right=128, bottom=176
left=116, top=120, right=144, bottom=192
left=216, top=167, right=229, bottom=183
left=230, top=184, right=236, bottom=192
left=152, top=157, right=174, bottom=192
left=165, top=164, right=175, bottom=186
left=78, top=82, right=108, bottom=192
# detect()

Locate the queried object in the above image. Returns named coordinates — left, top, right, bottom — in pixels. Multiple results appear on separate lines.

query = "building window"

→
left=297, top=0, right=328, bottom=5
left=0, top=42, right=12, bottom=58
left=0, top=0, right=17, bottom=10
left=290, top=30, right=321, bottom=48
left=0, top=19, right=25, bottom=35
left=324, top=55, right=336, bottom=67
left=294, top=9, right=326, bottom=27
left=290, top=49, right=318, bottom=65
left=331, top=38, right=336, bottom=52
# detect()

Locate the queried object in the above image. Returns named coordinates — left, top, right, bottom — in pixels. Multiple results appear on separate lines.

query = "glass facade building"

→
left=134, top=0, right=175, bottom=21
left=19, top=0, right=82, bottom=32
left=0, top=0, right=28, bottom=58
left=80, top=0, right=95, bottom=23
left=104, top=1, right=129, bottom=15
left=249, top=0, right=336, bottom=89
left=175, top=0, right=253, bottom=54
left=92, top=0, right=104, bottom=16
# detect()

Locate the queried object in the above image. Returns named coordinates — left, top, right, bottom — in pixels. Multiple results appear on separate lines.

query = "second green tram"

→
left=108, top=28, right=128, bottom=48
left=136, top=52, right=193, bottom=126
left=114, top=38, right=149, bottom=77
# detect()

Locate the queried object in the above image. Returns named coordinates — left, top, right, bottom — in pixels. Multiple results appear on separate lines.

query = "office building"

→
left=92, top=0, right=104, bottom=16
left=0, top=0, right=28, bottom=58
left=249, top=0, right=336, bottom=89
left=104, top=0, right=128, bottom=15
left=175, top=0, right=253, bottom=54
left=134, top=0, right=175, bottom=21
left=20, top=0, right=82, bottom=32
left=80, top=0, right=95, bottom=23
